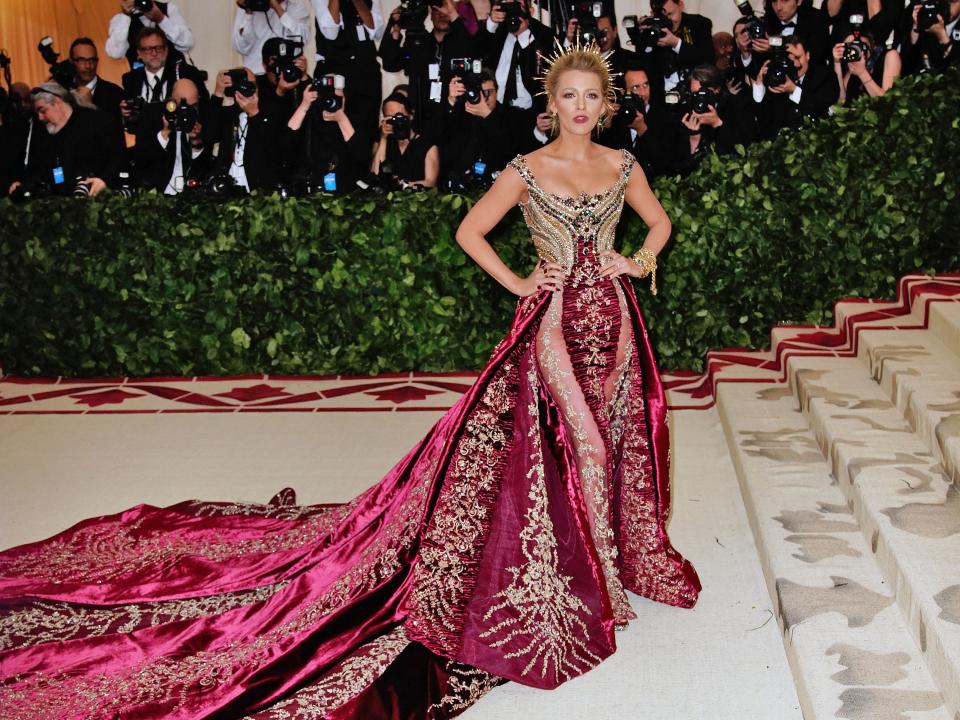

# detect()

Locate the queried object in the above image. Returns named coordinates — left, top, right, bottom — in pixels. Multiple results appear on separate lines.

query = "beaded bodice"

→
left=508, top=149, right=635, bottom=273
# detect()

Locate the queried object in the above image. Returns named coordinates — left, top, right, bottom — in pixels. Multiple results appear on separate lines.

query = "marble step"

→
left=931, top=300, right=960, bottom=363
left=788, top=355, right=960, bottom=716
left=714, top=380, right=950, bottom=720
left=857, top=326, right=960, bottom=486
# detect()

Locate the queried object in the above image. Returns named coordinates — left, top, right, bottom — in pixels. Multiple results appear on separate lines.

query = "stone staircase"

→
left=666, top=275, right=960, bottom=720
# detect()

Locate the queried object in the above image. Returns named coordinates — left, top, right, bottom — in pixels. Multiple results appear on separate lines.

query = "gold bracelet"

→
left=631, top=247, right=658, bottom=296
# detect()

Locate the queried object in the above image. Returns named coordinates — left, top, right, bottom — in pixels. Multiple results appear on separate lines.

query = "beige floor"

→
left=0, top=404, right=801, bottom=719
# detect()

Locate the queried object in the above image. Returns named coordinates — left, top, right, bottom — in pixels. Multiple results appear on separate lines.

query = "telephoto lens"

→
left=72, top=177, right=93, bottom=197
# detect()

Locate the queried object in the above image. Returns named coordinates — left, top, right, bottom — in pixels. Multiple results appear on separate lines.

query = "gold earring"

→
left=550, top=112, right=559, bottom=135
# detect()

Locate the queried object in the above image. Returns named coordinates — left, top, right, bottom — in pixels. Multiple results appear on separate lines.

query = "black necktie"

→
left=503, top=40, right=521, bottom=105
left=783, top=21, right=796, bottom=29
left=150, top=73, right=164, bottom=102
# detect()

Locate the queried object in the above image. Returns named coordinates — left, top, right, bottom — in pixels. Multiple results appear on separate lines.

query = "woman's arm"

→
left=455, top=166, right=562, bottom=296
left=623, top=161, right=671, bottom=261
left=407, top=144, right=440, bottom=187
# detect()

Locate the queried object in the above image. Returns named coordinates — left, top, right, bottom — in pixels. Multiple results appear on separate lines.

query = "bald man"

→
left=134, top=78, right=211, bottom=193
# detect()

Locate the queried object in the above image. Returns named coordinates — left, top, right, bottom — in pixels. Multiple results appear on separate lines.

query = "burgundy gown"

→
left=0, top=149, right=700, bottom=719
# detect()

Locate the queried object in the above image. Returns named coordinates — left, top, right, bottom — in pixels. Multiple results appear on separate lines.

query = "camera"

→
left=225, top=69, right=257, bottom=98
left=397, top=0, right=436, bottom=31
left=624, top=14, right=672, bottom=51
left=240, top=0, right=272, bottom=10
left=71, top=176, right=93, bottom=197
left=310, top=73, right=345, bottom=112
left=917, top=0, right=950, bottom=30
left=735, top=0, right=767, bottom=39
left=571, top=2, right=607, bottom=45
left=9, top=178, right=51, bottom=203
left=163, top=98, right=199, bottom=132
left=763, top=36, right=797, bottom=86
left=664, top=87, right=718, bottom=115
left=0, top=49, right=11, bottom=71
left=269, top=38, right=305, bottom=83
left=842, top=14, right=869, bottom=61
left=617, top=92, right=645, bottom=122
left=131, top=0, right=154, bottom=16
left=450, top=58, right=484, bottom=103
left=496, top=1, right=527, bottom=33
left=185, top=171, right=243, bottom=197
left=386, top=112, right=411, bottom=139
left=123, top=95, right=146, bottom=131
left=38, top=36, right=77, bottom=90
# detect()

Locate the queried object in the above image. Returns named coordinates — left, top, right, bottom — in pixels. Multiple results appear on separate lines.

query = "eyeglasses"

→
left=139, top=45, right=167, bottom=55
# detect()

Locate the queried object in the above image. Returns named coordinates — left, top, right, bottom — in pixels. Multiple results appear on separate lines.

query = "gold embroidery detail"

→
left=426, top=662, right=502, bottom=718
left=0, top=502, right=358, bottom=584
left=477, top=358, right=601, bottom=684
left=0, top=583, right=287, bottom=651
left=241, top=626, right=411, bottom=719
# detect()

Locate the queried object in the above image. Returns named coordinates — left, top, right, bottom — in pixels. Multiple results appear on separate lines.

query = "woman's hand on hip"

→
left=598, top=250, right=641, bottom=279
left=515, top=259, right=565, bottom=296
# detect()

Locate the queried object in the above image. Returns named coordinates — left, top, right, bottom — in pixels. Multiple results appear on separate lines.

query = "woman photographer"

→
left=369, top=91, right=439, bottom=188
left=831, top=29, right=901, bottom=104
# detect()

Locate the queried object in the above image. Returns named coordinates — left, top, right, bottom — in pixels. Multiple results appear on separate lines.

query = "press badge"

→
left=324, top=172, right=337, bottom=192
left=52, top=166, right=65, bottom=185
left=473, top=161, right=486, bottom=176
left=428, top=63, right=440, bottom=80
left=953, top=28, right=960, bottom=41
left=429, top=81, right=442, bottom=102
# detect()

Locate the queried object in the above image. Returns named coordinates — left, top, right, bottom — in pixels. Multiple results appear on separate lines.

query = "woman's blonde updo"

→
left=540, top=39, right=617, bottom=114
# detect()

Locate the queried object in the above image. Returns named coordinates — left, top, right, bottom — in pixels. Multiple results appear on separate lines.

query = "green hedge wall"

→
left=1, top=69, right=957, bottom=377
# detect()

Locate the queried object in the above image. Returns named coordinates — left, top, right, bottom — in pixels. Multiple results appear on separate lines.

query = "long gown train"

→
left=0, top=149, right=700, bottom=719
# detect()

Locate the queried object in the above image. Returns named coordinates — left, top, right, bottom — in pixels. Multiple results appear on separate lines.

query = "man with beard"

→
left=7, top=83, right=124, bottom=197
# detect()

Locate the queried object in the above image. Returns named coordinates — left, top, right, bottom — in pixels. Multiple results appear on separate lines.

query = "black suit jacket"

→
left=600, top=104, right=677, bottom=179
left=207, top=97, right=281, bottom=192
left=437, top=102, right=517, bottom=178
left=640, top=13, right=714, bottom=91
left=92, top=77, right=125, bottom=118
left=132, top=105, right=212, bottom=192
left=766, top=5, right=831, bottom=66
left=19, top=106, right=126, bottom=192
left=122, top=59, right=209, bottom=105
left=753, top=63, right=839, bottom=138
left=476, top=17, right=554, bottom=105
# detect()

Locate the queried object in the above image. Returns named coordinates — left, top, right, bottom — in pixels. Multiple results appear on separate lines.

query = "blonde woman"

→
left=0, top=41, right=699, bottom=720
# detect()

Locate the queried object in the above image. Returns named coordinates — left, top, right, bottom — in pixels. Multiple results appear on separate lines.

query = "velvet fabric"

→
left=0, top=149, right=700, bottom=719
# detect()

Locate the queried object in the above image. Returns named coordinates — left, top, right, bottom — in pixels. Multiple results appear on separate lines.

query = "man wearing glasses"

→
left=69, top=38, right=124, bottom=119
left=106, top=0, right=194, bottom=69
left=121, top=28, right=208, bottom=137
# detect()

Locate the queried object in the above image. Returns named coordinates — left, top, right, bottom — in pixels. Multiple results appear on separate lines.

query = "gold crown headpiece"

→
left=536, top=37, right=619, bottom=102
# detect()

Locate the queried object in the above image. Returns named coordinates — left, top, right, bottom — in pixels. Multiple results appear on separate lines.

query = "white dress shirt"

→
left=229, top=113, right=251, bottom=191
left=489, top=20, right=534, bottom=110
left=313, top=0, right=384, bottom=56
left=157, top=131, right=203, bottom=194
left=752, top=70, right=804, bottom=103
left=105, top=3, right=194, bottom=60
left=142, top=67, right=166, bottom=101
left=232, top=1, right=312, bottom=75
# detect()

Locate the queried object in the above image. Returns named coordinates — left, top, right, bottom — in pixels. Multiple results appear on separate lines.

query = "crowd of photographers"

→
left=0, top=0, right=956, bottom=200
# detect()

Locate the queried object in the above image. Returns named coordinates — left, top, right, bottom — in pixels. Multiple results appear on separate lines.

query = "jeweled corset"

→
left=508, top=150, right=634, bottom=274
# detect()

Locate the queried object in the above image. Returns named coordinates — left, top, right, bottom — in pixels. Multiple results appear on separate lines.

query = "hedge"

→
left=0, top=69, right=957, bottom=377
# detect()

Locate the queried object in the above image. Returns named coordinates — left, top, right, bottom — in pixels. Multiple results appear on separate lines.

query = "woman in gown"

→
left=0, top=42, right=699, bottom=719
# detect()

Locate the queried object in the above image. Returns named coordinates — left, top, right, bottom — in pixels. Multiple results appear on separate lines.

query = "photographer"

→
left=476, top=0, right=554, bottom=137
left=370, top=91, right=439, bottom=187
left=639, top=0, right=715, bottom=93
left=439, top=68, right=515, bottom=185
left=564, top=10, right=638, bottom=84
left=133, top=78, right=211, bottom=193
left=900, top=0, right=959, bottom=73
left=379, top=0, right=476, bottom=139
left=832, top=28, right=901, bottom=101
left=730, top=16, right=768, bottom=89
left=602, top=65, right=677, bottom=178
left=823, top=0, right=898, bottom=47
left=672, top=63, right=756, bottom=173
left=121, top=28, right=209, bottom=136
left=282, top=74, right=370, bottom=191
left=312, top=0, right=383, bottom=143
left=106, top=0, right=194, bottom=68
left=233, top=0, right=312, bottom=76
left=69, top=38, right=125, bottom=119
left=8, top=83, right=125, bottom=198
left=752, top=34, right=839, bottom=138
left=761, top=0, right=831, bottom=66
left=207, top=67, right=283, bottom=193
left=257, top=37, right=310, bottom=122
